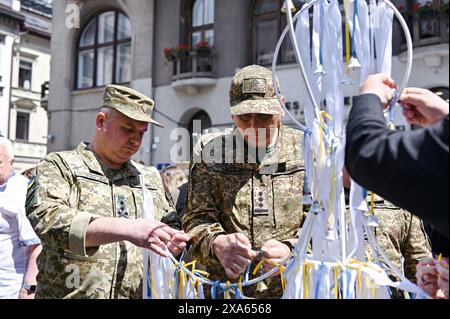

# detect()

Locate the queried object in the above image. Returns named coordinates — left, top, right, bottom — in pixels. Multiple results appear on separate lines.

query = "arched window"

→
left=189, top=0, right=214, bottom=47
left=76, top=10, right=132, bottom=89
left=252, top=0, right=303, bottom=65
left=188, top=110, right=212, bottom=154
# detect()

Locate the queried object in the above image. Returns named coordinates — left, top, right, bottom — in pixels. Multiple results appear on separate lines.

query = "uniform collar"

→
left=227, top=124, right=294, bottom=172
left=76, top=142, right=141, bottom=180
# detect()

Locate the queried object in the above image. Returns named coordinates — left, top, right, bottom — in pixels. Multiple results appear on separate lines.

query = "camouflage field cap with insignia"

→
left=102, top=84, right=163, bottom=127
left=229, top=65, right=283, bottom=115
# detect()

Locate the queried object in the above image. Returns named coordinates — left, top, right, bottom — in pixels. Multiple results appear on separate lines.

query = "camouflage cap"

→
left=102, top=84, right=163, bottom=127
left=229, top=65, right=283, bottom=115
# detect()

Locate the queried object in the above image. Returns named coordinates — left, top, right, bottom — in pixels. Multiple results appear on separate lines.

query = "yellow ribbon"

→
left=333, top=264, right=340, bottom=299
left=148, top=254, right=159, bottom=299
left=303, top=262, right=310, bottom=299
left=238, top=275, right=243, bottom=294
left=183, top=260, right=210, bottom=278
left=328, top=160, right=335, bottom=230
left=357, top=265, right=363, bottom=291
left=251, top=259, right=289, bottom=293
left=344, top=0, right=351, bottom=66
left=252, top=259, right=266, bottom=276
left=348, top=259, right=383, bottom=273
left=315, top=111, right=334, bottom=200
left=370, top=192, right=375, bottom=215
left=280, top=267, right=287, bottom=292
left=177, top=261, right=187, bottom=299
left=224, top=281, right=231, bottom=299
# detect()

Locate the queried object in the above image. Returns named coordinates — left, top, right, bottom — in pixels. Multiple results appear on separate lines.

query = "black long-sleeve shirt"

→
left=346, top=94, right=449, bottom=237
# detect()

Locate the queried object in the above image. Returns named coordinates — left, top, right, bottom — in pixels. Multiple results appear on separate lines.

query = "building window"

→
left=252, top=0, right=303, bottom=65
left=188, top=110, right=212, bottom=154
left=19, top=60, right=33, bottom=90
left=410, top=86, right=448, bottom=130
left=189, top=0, right=214, bottom=47
left=76, top=10, right=132, bottom=89
left=431, top=87, right=450, bottom=104
left=16, top=112, right=30, bottom=141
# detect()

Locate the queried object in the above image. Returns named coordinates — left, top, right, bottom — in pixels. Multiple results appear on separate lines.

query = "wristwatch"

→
left=22, top=284, right=37, bottom=293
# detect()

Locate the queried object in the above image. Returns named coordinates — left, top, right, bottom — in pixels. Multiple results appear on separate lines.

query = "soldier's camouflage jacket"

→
left=183, top=124, right=306, bottom=298
left=344, top=192, right=431, bottom=298
left=26, top=142, right=175, bottom=299
left=366, top=196, right=432, bottom=286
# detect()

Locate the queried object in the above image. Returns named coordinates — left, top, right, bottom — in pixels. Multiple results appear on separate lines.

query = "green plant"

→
left=175, top=44, right=190, bottom=58
left=164, top=47, right=176, bottom=62
left=411, top=1, right=448, bottom=16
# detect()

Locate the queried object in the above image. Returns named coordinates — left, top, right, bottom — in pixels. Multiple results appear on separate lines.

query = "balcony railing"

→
left=21, top=0, right=52, bottom=16
left=401, top=13, right=449, bottom=49
left=172, top=53, right=214, bottom=81
left=12, top=140, right=47, bottom=160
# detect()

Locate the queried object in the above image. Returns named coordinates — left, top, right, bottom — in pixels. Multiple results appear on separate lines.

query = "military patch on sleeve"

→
left=242, top=78, right=267, bottom=94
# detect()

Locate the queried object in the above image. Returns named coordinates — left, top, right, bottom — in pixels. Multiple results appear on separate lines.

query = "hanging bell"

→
left=310, top=200, right=324, bottom=214
left=325, top=228, right=336, bottom=241
left=281, top=0, right=297, bottom=13
left=301, top=194, right=314, bottom=206
left=347, top=56, right=362, bottom=70
left=314, top=64, right=327, bottom=76
left=256, top=279, right=269, bottom=293
left=367, top=215, right=379, bottom=228
left=387, top=121, right=396, bottom=130
left=341, top=73, right=353, bottom=85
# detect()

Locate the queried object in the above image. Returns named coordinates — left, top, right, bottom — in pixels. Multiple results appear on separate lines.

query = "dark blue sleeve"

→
left=345, top=94, right=449, bottom=237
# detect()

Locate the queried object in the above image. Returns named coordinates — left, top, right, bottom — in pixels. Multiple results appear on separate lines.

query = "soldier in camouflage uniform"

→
left=26, top=85, right=189, bottom=299
left=342, top=170, right=432, bottom=298
left=183, top=65, right=306, bottom=298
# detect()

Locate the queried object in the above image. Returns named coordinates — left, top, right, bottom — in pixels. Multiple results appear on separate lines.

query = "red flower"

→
left=398, top=5, right=405, bottom=12
left=412, top=3, right=421, bottom=14
left=195, top=40, right=210, bottom=49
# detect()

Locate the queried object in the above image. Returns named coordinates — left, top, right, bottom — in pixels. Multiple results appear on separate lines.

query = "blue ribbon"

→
left=211, top=280, right=222, bottom=299
left=314, top=262, right=327, bottom=298
left=351, top=0, right=358, bottom=57
left=319, top=0, right=325, bottom=66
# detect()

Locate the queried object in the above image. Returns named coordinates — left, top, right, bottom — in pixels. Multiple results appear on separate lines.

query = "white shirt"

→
left=0, top=172, right=40, bottom=299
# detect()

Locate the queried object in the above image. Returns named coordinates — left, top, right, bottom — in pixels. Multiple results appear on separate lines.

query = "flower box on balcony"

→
left=194, top=40, right=212, bottom=57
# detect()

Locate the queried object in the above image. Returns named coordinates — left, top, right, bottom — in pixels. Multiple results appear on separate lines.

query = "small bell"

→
left=281, top=0, right=297, bottom=13
left=325, top=228, right=336, bottom=241
left=310, top=200, right=324, bottom=214
left=387, top=122, right=396, bottom=130
left=347, top=56, right=362, bottom=70
left=367, top=215, right=379, bottom=228
left=314, top=64, right=327, bottom=76
left=256, top=280, right=269, bottom=292
left=341, top=73, right=353, bottom=85
left=301, top=194, right=314, bottom=206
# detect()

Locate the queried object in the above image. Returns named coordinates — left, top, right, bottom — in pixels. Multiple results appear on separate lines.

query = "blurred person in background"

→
left=0, top=137, right=41, bottom=299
